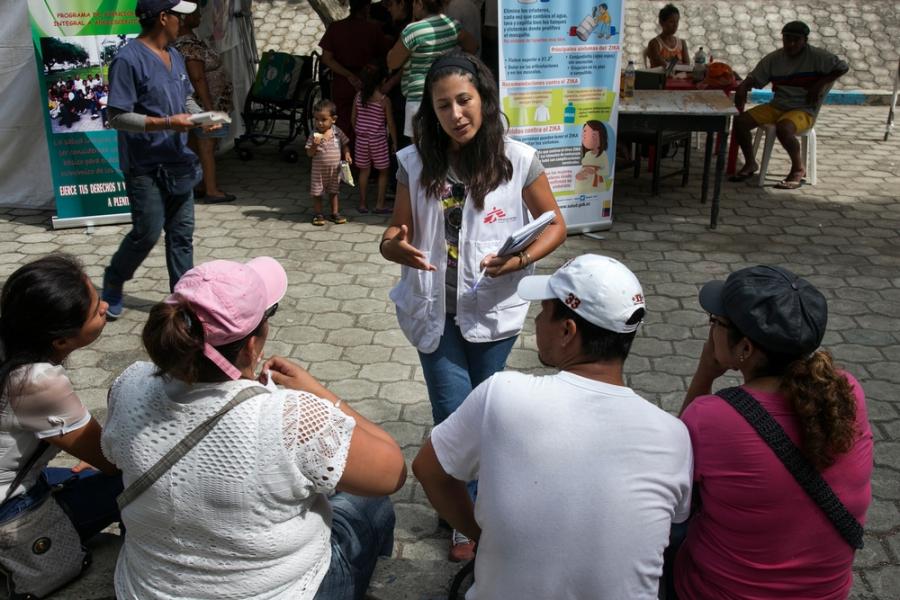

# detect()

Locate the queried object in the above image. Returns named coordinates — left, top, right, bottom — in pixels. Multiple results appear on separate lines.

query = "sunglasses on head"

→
left=264, top=303, right=279, bottom=320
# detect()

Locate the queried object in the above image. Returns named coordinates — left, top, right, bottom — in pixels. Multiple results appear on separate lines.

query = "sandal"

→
left=373, top=207, right=393, bottom=214
left=311, top=213, right=326, bottom=226
left=728, top=167, right=758, bottom=183
left=357, top=206, right=370, bottom=214
left=329, top=213, right=347, bottom=224
left=773, top=170, right=806, bottom=190
left=774, top=179, right=804, bottom=190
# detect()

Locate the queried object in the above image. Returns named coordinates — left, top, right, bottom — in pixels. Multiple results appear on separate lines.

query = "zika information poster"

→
left=27, top=1, right=140, bottom=228
left=499, top=0, right=624, bottom=232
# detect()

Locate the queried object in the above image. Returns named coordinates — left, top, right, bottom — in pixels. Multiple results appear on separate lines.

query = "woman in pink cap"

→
left=102, top=256, right=406, bottom=600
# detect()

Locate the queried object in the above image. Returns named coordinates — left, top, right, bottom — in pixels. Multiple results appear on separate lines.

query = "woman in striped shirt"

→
left=387, top=0, right=478, bottom=139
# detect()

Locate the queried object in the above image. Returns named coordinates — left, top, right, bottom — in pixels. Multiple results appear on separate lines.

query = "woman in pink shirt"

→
left=675, top=265, right=873, bottom=600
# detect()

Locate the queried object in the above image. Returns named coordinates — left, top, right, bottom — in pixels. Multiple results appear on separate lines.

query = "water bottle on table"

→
left=623, top=60, right=635, bottom=99
left=692, top=47, right=707, bottom=82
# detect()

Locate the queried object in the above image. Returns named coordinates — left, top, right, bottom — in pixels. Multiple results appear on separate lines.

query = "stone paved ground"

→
left=249, top=0, right=900, bottom=92
left=2, top=104, right=897, bottom=599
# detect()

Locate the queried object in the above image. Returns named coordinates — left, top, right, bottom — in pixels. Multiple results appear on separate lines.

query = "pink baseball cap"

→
left=166, top=257, right=288, bottom=380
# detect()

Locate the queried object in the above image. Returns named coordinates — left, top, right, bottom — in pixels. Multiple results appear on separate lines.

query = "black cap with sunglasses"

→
left=699, top=265, right=828, bottom=358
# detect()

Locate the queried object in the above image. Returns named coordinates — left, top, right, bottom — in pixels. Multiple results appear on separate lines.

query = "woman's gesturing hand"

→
left=382, top=225, right=436, bottom=271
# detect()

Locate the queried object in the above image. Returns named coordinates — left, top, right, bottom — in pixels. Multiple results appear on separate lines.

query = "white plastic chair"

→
left=752, top=124, right=817, bottom=186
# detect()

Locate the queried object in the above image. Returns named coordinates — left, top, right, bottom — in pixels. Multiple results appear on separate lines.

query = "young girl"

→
left=379, top=52, right=566, bottom=561
left=305, top=99, right=352, bottom=225
left=352, top=64, right=399, bottom=214
left=646, top=4, right=690, bottom=68
left=0, top=255, right=121, bottom=594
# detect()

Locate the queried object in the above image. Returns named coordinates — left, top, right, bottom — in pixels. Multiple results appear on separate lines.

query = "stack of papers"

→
left=189, top=111, right=232, bottom=125
left=495, top=211, right=556, bottom=256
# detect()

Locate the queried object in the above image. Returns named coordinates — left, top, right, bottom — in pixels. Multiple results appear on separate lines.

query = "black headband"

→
left=428, top=55, right=477, bottom=79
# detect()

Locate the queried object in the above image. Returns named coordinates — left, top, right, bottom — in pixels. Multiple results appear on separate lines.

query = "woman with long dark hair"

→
left=379, top=51, right=565, bottom=561
left=675, top=265, right=873, bottom=599
left=0, top=255, right=121, bottom=580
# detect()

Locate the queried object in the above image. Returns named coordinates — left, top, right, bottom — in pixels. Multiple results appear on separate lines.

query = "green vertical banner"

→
left=28, top=0, right=141, bottom=229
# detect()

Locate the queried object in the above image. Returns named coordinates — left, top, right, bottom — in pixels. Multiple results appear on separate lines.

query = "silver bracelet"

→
left=164, top=115, right=171, bottom=129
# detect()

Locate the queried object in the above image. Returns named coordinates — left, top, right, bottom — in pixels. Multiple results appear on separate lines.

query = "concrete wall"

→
left=250, top=0, right=899, bottom=90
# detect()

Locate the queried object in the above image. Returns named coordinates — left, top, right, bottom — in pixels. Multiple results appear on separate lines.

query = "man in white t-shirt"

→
left=413, top=254, right=693, bottom=599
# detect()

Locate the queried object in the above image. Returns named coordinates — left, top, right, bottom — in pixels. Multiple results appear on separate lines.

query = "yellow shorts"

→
left=746, top=104, right=815, bottom=134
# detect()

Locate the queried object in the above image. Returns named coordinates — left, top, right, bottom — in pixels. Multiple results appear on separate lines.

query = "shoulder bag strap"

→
left=716, top=386, right=864, bottom=549
left=3, top=440, right=51, bottom=503
left=117, top=385, right=268, bottom=511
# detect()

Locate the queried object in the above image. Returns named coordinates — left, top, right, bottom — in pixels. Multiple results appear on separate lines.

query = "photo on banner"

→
left=499, top=0, right=624, bottom=232
left=28, top=1, right=141, bottom=229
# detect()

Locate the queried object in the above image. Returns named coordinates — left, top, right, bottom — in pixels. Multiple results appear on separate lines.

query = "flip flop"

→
left=373, top=207, right=393, bottom=214
left=774, top=179, right=804, bottom=190
left=357, top=206, right=370, bottom=214
left=728, top=170, right=757, bottom=182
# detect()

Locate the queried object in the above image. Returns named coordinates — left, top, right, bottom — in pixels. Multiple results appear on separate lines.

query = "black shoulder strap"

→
left=716, top=386, right=864, bottom=549
left=4, top=440, right=50, bottom=503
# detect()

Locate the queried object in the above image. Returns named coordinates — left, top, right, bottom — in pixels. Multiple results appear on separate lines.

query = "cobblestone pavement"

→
left=249, top=0, right=900, bottom=92
left=4, top=104, right=896, bottom=598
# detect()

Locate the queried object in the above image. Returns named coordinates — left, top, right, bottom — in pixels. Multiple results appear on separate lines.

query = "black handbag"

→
left=716, top=386, right=864, bottom=549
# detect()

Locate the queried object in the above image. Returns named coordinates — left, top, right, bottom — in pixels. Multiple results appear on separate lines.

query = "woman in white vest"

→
left=102, top=257, right=407, bottom=600
left=379, top=52, right=565, bottom=561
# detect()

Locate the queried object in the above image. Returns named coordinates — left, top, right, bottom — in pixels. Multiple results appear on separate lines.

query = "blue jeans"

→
left=0, top=468, right=123, bottom=542
left=314, top=493, right=395, bottom=600
left=418, top=315, right=518, bottom=426
left=105, top=165, right=199, bottom=292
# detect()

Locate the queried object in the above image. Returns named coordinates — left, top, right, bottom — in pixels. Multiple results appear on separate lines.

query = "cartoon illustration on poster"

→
left=28, top=1, right=142, bottom=228
left=499, top=0, right=624, bottom=232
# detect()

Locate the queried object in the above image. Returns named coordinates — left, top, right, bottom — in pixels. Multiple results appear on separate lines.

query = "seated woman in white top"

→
left=102, top=257, right=406, bottom=600
left=0, top=254, right=122, bottom=595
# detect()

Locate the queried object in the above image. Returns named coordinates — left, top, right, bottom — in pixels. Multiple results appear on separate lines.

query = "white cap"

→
left=517, top=254, right=646, bottom=333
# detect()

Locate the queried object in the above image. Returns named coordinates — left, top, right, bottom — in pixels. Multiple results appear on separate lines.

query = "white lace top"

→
left=101, top=361, right=356, bottom=600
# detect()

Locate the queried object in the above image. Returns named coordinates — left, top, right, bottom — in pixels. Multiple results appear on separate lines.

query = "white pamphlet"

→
left=189, top=111, right=232, bottom=125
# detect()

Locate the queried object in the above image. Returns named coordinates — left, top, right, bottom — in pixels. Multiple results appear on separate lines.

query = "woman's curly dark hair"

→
left=413, top=51, right=512, bottom=210
left=779, top=351, right=858, bottom=470
left=730, top=328, right=858, bottom=470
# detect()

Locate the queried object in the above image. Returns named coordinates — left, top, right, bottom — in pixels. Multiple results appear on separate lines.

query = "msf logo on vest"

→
left=483, top=207, right=515, bottom=225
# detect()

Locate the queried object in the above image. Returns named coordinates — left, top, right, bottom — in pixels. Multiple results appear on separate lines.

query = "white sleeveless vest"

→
left=390, top=138, right=537, bottom=353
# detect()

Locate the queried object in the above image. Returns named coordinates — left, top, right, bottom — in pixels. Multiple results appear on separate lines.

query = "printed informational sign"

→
left=27, top=1, right=140, bottom=229
left=499, top=0, right=624, bottom=232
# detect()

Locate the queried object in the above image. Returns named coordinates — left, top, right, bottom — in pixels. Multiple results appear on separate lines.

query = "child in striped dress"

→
left=306, top=99, right=352, bottom=225
left=352, top=65, right=398, bottom=214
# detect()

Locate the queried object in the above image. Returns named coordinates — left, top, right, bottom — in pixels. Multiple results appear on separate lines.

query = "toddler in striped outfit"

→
left=352, top=64, right=398, bottom=214
left=306, top=99, right=352, bottom=225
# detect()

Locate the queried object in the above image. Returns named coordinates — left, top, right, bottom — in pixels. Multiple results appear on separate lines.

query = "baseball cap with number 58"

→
left=517, top=254, right=646, bottom=333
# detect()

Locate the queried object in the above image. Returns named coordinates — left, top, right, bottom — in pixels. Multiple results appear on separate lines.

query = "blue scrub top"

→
left=108, top=39, right=198, bottom=176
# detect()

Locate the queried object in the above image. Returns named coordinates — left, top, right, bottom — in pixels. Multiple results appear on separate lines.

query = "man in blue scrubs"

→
left=102, top=0, right=212, bottom=317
